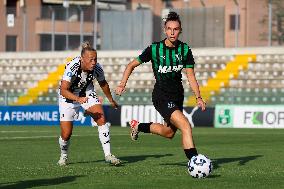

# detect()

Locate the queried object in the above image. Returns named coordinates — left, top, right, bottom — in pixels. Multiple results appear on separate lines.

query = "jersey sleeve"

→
left=62, top=57, right=80, bottom=82
left=183, top=47, right=195, bottom=68
left=136, top=45, right=152, bottom=64
left=94, top=63, right=105, bottom=82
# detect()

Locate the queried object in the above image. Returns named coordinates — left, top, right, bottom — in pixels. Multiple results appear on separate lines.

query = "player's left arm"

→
left=185, top=68, right=206, bottom=111
left=183, top=46, right=206, bottom=111
left=98, top=80, right=118, bottom=109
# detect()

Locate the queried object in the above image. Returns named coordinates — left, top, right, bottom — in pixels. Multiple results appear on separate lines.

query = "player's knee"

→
left=61, top=131, right=72, bottom=141
left=166, top=133, right=175, bottom=139
left=61, top=134, right=71, bottom=141
left=90, top=112, right=105, bottom=124
left=180, top=124, right=192, bottom=134
left=95, top=117, right=106, bottom=125
left=165, top=130, right=175, bottom=139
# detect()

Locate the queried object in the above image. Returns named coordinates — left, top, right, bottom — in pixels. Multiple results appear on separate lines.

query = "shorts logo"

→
left=168, top=102, right=175, bottom=109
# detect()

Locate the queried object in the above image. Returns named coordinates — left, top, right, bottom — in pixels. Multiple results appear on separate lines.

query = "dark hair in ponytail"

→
left=81, top=41, right=96, bottom=56
left=164, top=11, right=181, bottom=27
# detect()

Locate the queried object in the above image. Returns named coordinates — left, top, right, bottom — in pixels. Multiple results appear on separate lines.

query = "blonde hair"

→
left=81, top=41, right=96, bottom=56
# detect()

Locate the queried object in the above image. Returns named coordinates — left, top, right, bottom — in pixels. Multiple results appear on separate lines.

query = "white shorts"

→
left=59, top=92, right=101, bottom=121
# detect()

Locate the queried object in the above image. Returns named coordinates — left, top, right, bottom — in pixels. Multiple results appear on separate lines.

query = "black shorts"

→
left=152, top=98, right=183, bottom=124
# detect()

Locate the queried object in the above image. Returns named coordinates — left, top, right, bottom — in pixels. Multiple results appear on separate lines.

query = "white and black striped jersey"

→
left=59, top=56, right=105, bottom=103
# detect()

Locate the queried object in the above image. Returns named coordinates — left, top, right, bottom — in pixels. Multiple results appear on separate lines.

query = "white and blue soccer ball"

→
left=187, top=154, right=213, bottom=178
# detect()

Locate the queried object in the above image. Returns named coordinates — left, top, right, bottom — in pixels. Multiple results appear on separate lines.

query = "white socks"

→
left=59, top=136, right=70, bottom=156
left=97, top=123, right=111, bottom=157
left=58, top=123, right=111, bottom=158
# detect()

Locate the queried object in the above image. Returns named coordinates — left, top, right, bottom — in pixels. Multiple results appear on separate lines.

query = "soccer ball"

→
left=187, top=154, right=213, bottom=178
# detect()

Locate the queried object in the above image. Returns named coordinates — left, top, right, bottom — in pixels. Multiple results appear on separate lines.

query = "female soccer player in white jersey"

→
left=57, top=42, right=121, bottom=166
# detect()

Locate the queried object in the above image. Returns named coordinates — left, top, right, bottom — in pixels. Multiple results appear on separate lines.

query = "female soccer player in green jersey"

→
left=116, top=12, right=206, bottom=160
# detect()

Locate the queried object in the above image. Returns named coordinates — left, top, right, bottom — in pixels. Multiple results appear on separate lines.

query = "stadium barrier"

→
left=1, top=47, right=284, bottom=107
left=214, top=105, right=284, bottom=128
left=0, top=105, right=214, bottom=127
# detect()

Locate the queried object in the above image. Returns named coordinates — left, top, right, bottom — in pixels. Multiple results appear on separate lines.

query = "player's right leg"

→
left=58, top=121, right=73, bottom=166
left=129, top=120, right=140, bottom=141
left=129, top=98, right=178, bottom=141
left=129, top=120, right=176, bottom=141
left=58, top=98, right=77, bottom=166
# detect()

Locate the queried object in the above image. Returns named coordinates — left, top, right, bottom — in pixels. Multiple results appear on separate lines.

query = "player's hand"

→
left=196, top=97, right=206, bottom=111
left=77, top=97, right=88, bottom=104
left=109, top=99, right=118, bottom=109
left=98, top=96, right=104, bottom=104
left=115, top=84, right=126, bottom=96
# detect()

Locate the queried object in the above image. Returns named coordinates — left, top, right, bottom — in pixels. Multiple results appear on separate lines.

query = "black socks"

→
left=137, top=122, right=152, bottom=133
left=184, top=148, right=198, bottom=160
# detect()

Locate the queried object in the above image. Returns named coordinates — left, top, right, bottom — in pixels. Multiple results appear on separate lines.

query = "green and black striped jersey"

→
left=137, top=39, right=195, bottom=100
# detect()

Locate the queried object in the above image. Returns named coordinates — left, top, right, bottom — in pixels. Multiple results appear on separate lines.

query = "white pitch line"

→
left=0, top=130, right=55, bottom=133
left=0, top=135, right=59, bottom=140
left=0, top=133, right=129, bottom=140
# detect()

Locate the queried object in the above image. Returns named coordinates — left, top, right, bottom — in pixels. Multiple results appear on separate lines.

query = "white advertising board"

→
left=215, top=105, right=284, bottom=128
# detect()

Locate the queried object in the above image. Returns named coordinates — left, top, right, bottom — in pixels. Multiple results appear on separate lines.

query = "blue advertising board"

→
left=0, top=105, right=214, bottom=127
left=0, top=105, right=92, bottom=126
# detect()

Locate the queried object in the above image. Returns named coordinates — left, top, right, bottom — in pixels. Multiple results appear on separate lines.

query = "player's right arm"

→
left=115, top=59, right=140, bottom=95
left=60, top=80, right=88, bottom=104
left=60, top=58, right=88, bottom=104
left=116, top=45, right=152, bottom=95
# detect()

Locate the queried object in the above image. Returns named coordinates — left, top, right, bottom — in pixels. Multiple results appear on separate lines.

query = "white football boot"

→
left=105, top=154, right=121, bottom=166
left=57, top=154, right=68, bottom=166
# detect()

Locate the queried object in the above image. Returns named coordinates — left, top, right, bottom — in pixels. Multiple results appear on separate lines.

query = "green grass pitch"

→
left=0, top=126, right=283, bottom=189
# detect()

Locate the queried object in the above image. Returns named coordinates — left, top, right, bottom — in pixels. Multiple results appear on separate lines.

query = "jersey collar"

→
left=163, top=38, right=181, bottom=49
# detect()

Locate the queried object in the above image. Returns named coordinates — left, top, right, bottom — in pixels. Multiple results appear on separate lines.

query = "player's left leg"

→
left=85, top=104, right=121, bottom=165
left=170, top=110, right=198, bottom=160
